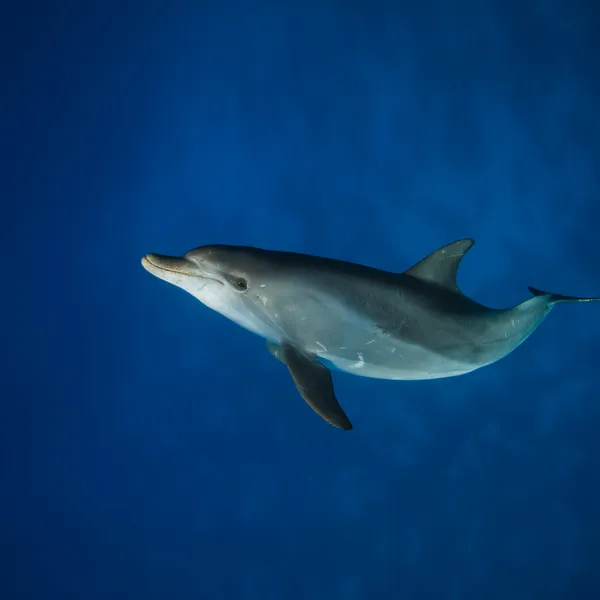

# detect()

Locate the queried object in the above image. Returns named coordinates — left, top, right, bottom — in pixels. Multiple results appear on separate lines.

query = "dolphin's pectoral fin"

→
left=404, top=238, right=474, bottom=293
left=267, top=342, right=353, bottom=431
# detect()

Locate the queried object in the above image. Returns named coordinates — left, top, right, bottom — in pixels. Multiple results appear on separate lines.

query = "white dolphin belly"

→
left=319, top=345, right=478, bottom=380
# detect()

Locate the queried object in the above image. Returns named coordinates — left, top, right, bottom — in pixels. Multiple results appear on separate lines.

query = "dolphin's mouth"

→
left=141, top=254, right=223, bottom=284
left=142, top=254, right=194, bottom=274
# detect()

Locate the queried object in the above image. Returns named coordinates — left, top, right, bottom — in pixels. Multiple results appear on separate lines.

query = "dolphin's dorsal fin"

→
left=404, top=238, right=474, bottom=293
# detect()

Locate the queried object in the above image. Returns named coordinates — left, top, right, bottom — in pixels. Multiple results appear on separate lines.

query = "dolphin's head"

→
left=141, top=245, right=278, bottom=338
left=182, top=245, right=268, bottom=293
left=141, top=245, right=258, bottom=299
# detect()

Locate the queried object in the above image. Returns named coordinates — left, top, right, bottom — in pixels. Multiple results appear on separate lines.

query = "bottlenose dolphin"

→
left=141, top=239, right=598, bottom=430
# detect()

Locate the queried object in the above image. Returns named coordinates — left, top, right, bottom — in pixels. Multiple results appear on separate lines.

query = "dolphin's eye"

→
left=235, top=277, right=248, bottom=291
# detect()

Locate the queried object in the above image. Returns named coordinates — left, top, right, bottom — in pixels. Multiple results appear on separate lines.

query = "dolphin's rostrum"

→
left=141, top=239, right=599, bottom=430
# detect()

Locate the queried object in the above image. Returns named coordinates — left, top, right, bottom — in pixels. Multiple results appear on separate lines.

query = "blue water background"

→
left=4, top=1, right=600, bottom=598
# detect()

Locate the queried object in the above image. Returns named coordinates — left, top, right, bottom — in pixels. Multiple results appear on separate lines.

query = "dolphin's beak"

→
left=141, top=254, right=199, bottom=277
left=142, top=254, right=203, bottom=283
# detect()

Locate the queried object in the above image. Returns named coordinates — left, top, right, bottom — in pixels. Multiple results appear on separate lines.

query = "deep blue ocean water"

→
left=4, top=1, right=600, bottom=598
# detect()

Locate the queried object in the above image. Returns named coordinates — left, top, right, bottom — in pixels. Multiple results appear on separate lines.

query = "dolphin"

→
left=141, top=239, right=598, bottom=430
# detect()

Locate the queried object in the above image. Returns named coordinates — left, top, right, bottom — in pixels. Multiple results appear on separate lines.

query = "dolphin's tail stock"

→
left=528, top=286, right=600, bottom=305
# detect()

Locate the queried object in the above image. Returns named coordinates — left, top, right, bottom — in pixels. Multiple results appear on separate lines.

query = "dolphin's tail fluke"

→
left=528, top=286, right=600, bottom=305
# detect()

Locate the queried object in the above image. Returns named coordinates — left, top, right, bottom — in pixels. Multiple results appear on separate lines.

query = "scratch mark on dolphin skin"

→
left=316, top=341, right=327, bottom=352
left=351, top=352, right=365, bottom=368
